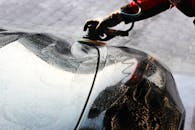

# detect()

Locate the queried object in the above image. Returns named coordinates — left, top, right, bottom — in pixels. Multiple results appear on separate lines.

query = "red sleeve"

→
left=127, top=0, right=171, bottom=21
left=129, top=0, right=170, bottom=12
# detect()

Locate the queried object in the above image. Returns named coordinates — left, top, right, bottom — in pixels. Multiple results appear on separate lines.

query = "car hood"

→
left=0, top=34, right=99, bottom=130
left=77, top=46, right=185, bottom=130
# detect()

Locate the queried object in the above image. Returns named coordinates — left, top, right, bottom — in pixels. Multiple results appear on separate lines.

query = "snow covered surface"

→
left=173, top=74, right=195, bottom=130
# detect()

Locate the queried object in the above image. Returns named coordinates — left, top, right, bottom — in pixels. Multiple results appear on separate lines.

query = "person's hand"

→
left=83, top=11, right=124, bottom=36
left=84, top=19, right=100, bottom=32
left=84, top=19, right=104, bottom=37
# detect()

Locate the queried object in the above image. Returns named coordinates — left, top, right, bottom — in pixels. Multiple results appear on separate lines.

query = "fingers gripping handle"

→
left=83, top=20, right=135, bottom=41
left=101, top=0, right=142, bottom=41
left=101, top=22, right=135, bottom=41
left=83, top=0, right=141, bottom=41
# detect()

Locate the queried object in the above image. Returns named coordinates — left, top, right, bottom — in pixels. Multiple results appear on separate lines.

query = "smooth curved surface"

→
left=0, top=37, right=98, bottom=130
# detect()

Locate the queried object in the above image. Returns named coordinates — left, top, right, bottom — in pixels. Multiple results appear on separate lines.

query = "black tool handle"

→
left=99, top=22, right=134, bottom=41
